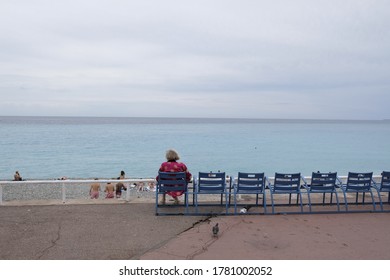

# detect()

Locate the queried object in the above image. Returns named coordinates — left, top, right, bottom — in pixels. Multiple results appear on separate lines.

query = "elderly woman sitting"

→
left=156, top=149, right=192, bottom=205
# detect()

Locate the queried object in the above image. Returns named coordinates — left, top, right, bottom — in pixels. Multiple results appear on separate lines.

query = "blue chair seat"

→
left=340, top=172, right=382, bottom=212
left=269, top=172, right=306, bottom=214
left=155, top=172, right=189, bottom=215
left=303, top=172, right=344, bottom=212
left=372, top=171, right=390, bottom=210
left=232, top=172, right=266, bottom=215
left=193, top=172, right=229, bottom=215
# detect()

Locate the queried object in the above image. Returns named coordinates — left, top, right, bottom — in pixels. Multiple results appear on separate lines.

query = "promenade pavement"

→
left=1, top=200, right=390, bottom=260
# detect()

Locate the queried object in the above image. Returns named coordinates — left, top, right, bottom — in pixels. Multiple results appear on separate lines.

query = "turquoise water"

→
left=0, top=116, right=389, bottom=180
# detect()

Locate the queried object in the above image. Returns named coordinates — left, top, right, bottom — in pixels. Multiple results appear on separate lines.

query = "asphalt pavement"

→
left=0, top=203, right=204, bottom=259
left=1, top=201, right=390, bottom=260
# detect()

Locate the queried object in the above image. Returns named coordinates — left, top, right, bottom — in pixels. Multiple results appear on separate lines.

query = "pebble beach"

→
left=1, top=180, right=157, bottom=204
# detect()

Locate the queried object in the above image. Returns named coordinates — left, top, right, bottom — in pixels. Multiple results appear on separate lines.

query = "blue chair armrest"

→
left=192, top=176, right=198, bottom=193
left=336, top=177, right=342, bottom=187
left=230, top=176, right=237, bottom=192
left=371, top=179, right=379, bottom=190
left=336, top=176, right=344, bottom=189
left=265, top=176, right=272, bottom=189
left=301, top=176, right=309, bottom=190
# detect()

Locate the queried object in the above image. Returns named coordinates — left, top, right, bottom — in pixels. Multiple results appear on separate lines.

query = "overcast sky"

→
left=1, top=0, right=389, bottom=120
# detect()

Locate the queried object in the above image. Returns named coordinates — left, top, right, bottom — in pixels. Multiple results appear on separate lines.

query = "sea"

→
left=1, top=116, right=389, bottom=180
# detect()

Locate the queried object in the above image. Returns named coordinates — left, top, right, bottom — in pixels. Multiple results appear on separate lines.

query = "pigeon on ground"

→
left=240, top=205, right=252, bottom=214
left=212, top=223, right=219, bottom=237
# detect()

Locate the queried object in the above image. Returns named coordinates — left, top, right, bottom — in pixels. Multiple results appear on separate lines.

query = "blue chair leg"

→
left=370, top=189, right=376, bottom=211
left=374, top=189, right=383, bottom=212
left=307, top=192, right=312, bottom=212
left=341, top=189, right=348, bottom=212
left=355, top=192, right=359, bottom=204
left=334, top=191, right=340, bottom=212
left=330, top=192, right=333, bottom=204
left=270, top=191, right=275, bottom=214
left=155, top=191, right=158, bottom=215
left=363, top=192, right=366, bottom=204
left=299, top=192, right=303, bottom=213
left=195, top=193, right=198, bottom=214
left=225, top=192, right=228, bottom=215
left=368, top=190, right=376, bottom=211
left=185, top=192, right=189, bottom=215
left=234, top=192, right=238, bottom=215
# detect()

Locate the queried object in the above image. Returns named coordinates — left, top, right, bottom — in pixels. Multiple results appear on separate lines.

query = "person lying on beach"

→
left=115, top=182, right=127, bottom=198
left=90, top=179, right=101, bottom=199
left=105, top=182, right=115, bottom=199
left=156, top=149, right=192, bottom=205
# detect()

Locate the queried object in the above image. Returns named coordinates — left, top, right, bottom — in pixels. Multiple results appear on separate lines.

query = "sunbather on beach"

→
left=148, top=182, right=156, bottom=191
left=137, top=181, right=145, bottom=191
left=156, top=149, right=192, bottom=205
left=117, top=170, right=125, bottom=180
left=105, top=182, right=115, bottom=199
left=13, top=171, right=22, bottom=181
left=90, top=180, right=101, bottom=199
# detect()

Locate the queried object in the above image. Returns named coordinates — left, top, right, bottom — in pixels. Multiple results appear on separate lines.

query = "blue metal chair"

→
left=340, top=172, right=381, bottom=212
left=269, top=173, right=305, bottom=214
left=372, top=171, right=390, bottom=211
left=303, top=172, right=344, bottom=212
left=193, top=172, right=229, bottom=215
left=155, top=172, right=189, bottom=216
left=232, top=172, right=266, bottom=214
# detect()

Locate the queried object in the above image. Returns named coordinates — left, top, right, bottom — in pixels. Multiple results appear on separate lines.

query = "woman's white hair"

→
left=165, top=149, right=180, bottom=161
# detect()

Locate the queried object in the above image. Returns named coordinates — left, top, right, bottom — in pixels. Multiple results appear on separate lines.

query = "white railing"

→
left=0, top=175, right=382, bottom=205
left=0, top=178, right=155, bottom=205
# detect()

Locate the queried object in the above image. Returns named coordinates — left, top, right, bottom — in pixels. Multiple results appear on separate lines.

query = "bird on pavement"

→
left=240, top=205, right=252, bottom=214
left=212, top=223, right=219, bottom=237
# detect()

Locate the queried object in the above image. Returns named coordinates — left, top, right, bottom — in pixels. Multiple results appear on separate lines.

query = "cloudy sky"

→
left=1, top=0, right=389, bottom=120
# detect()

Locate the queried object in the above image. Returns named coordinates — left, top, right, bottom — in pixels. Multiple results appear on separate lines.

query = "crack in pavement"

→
left=37, top=222, right=62, bottom=260
left=137, top=216, right=212, bottom=259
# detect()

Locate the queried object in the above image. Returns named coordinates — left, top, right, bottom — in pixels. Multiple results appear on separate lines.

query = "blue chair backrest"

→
left=273, top=173, right=301, bottom=192
left=346, top=172, right=373, bottom=191
left=310, top=172, right=337, bottom=191
left=380, top=171, right=390, bottom=191
left=198, top=172, right=226, bottom=192
left=237, top=172, right=265, bottom=192
left=157, top=172, right=187, bottom=192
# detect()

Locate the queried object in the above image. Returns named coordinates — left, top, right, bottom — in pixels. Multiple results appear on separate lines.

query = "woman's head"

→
left=165, top=149, right=180, bottom=161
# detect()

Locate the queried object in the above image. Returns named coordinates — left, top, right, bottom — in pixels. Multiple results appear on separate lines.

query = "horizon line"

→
left=0, top=115, right=389, bottom=122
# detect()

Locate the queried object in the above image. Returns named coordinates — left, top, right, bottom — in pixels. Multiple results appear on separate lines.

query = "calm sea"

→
left=0, top=116, right=389, bottom=180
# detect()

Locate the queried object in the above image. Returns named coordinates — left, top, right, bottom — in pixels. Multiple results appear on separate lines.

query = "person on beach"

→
left=105, top=182, right=115, bottom=199
left=13, top=171, right=22, bottom=181
left=147, top=181, right=156, bottom=192
left=156, top=149, right=192, bottom=205
left=115, top=182, right=127, bottom=198
left=114, top=170, right=127, bottom=198
left=90, top=179, right=101, bottom=199
left=117, top=170, right=125, bottom=180
left=137, top=181, right=145, bottom=191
